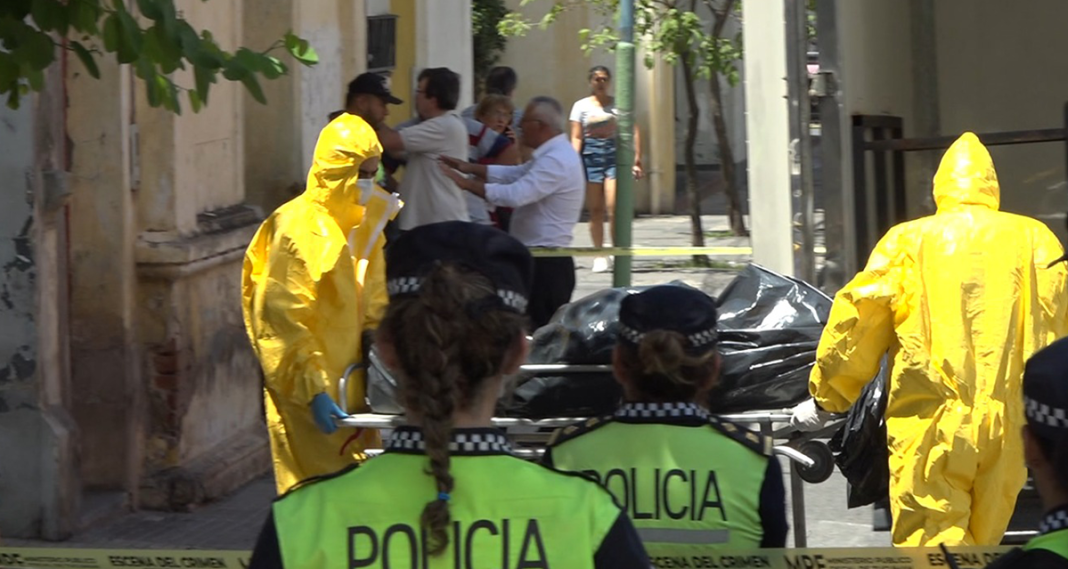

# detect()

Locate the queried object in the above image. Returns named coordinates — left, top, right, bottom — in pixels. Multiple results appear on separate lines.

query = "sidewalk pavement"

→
left=3, top=215, right=892, bottom=551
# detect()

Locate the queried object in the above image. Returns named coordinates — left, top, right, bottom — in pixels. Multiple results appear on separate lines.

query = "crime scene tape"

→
left=0, top=545, right=1015, bottom=569
left=528, top=246, right=828, bottom=258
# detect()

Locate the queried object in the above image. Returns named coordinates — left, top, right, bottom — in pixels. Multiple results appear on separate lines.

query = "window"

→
left=367, top=15, right=398, bottom=72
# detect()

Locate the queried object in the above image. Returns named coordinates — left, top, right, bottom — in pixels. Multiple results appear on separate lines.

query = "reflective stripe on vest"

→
left=1025, top=529, right=1068, bottom=560
left=273, top=453, right=621, bottom=568
left=550, top=421, right=768, bottom=557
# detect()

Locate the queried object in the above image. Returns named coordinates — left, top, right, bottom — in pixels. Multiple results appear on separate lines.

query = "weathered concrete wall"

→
left=242, top=0, right=303, bottom=214
left=244, top=0, right=370, bottom=215
left=0, top=63, right=79, bottom=539
left=67, top=42, right=142, bottom=496
left=132, top=0, right=269, bottom=510
left=135, top=217, right=266, bottom=510
left=0, top=89, right=46, bottom=538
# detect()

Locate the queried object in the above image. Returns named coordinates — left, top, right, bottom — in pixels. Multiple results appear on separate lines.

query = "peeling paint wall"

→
left=0, top=63, right=79, bottom=539
left=0, top=101, right=44, bottom=537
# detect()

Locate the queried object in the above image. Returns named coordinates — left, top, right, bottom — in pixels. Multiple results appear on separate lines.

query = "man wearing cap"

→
left=791, top=132, right=1068, bottom=546
left=242, top=100, right=402, bottom=493
left=985, top=337, right=1068, bottom=567
left=333, top=72, right=404, bottom=128
left=439, top=96, right=584, bottom=328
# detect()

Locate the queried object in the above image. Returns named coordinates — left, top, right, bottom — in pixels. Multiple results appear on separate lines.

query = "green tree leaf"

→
left=18, top=26, right=55, bottom=70
left=162, top=75, right=179, bottom=113
left=0, top=0, right=33, bottom=22
left=145, top=70, right=161, bottom=106
left=283, top=31, right=317, bottom=65
left=102, top=13, right=120, bottom=52
left=240, top=73, right=265, bottom=104
left=2, top=0, right=316, bottom=113
left=188, top=88, right=202, bottom=112
left=22, top=63, right=44, bottom=90
left=114, top=7, right=143, bottom=63
left=68, top=0, right=101, bottom=34
left=146, top=23, right=183, bottom=73
left=221, top=57, right=247, bottom=81
left=70, top=40, right=100, bottom=78
left=193, top=63, right=214, bottom=104
left=30, top=0, right=66, bottom=33
left=136, top=0, right=163, bottom=21
left=0, top=55, right=19, bottom=93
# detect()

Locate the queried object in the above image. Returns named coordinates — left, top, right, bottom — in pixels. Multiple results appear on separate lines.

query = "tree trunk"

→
left=680, top=52, right=709, bottom=266
left=708, top=72, right=748, bottom=236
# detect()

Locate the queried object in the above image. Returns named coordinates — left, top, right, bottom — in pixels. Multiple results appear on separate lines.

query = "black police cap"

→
left=1024, top=336, right=1068, bottom=439
left=385, top=221, right=533, bottom=314
left=348, top=72, right=403, bottom=105
left=618, top=285, right=719, bottom=353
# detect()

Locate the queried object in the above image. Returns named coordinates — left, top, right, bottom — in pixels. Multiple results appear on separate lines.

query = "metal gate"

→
left=850, top=108, right=1068, bottom=270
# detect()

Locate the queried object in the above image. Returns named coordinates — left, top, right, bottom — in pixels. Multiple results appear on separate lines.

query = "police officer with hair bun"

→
left=985, top=337, right=1068, bottom=568
left=248, top=221, right=651, bottom=569
left=544, top=285, right=788, bottom=561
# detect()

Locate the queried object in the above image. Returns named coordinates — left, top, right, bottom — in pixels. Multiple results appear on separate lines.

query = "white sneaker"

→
left=592, top=256, right=609, bottom=273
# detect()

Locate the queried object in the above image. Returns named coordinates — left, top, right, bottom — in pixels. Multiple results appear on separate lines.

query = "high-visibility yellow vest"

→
left=546, top=402, right=774, bottom=561
left=1025, top=528, right=1068, bottom=560
left=273, top=427, right=624, bottom=569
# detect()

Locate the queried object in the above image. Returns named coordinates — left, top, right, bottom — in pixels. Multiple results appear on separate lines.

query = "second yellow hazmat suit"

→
left=242, top=114, right=402, bottom=494
left=810, top=132, right=1068, bottom=546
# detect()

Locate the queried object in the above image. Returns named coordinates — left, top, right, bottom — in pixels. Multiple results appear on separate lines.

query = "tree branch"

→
left=711, top=0, right=736, bottom=37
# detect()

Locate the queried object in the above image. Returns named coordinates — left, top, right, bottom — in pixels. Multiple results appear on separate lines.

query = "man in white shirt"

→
left=377, top=68, right=469, bottom=231
left=440, top=96, right=584, bottom=328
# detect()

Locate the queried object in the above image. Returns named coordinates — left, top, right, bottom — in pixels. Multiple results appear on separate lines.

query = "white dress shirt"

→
left=484, top=133, right=584, bottom=248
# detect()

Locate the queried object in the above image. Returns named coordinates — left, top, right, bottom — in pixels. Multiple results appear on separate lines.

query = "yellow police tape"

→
left=528, top=246, right=828, bottom=258
left=0, top=545, right=1015, bottom=569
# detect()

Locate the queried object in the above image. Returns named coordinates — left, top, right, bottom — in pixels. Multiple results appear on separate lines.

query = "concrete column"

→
left=742, top=0, right=794, bottom=275
left=67, top=35, right=142, bottom=502
left=416, top=0, right=474, bottom=108
left=340, top=0, right=369, bottom=88
left=293, top=0, right=349, bottom=174
left=243, top=0, right=303, bottom=214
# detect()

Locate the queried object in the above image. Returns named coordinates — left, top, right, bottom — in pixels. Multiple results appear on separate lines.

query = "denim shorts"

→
left=582, top=137, right=617, bottom=183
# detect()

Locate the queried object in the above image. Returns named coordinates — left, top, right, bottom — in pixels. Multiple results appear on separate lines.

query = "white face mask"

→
left=356, top=178, right=375, bottom=202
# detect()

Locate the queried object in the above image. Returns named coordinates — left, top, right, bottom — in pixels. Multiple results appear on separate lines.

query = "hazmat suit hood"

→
left=303, top=113, right=380, bottom=233
left=932, top=132, right=1000, bottom=212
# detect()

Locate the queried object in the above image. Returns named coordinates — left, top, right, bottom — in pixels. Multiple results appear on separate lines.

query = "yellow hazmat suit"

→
left=810, top=133, right=1068, bottom=546
left=242, top=114, right=402, bottom=494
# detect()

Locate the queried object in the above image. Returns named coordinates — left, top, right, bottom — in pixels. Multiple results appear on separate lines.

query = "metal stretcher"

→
left=336, top=357, right=841, bottom=548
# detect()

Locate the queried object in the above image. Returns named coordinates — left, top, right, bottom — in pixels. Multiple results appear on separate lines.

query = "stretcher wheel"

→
left=796, top=440, right=834, bottom=484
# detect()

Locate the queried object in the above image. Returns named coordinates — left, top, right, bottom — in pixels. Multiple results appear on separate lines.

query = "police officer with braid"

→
left=544, top=286, right=788, bottom=564
left=248, top=221, right=650, bottom=569
left=986, top=337, right=1068, bottom=568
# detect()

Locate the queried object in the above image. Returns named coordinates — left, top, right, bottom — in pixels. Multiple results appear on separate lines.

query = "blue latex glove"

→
left=310, top=393, right=348, bottom=434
